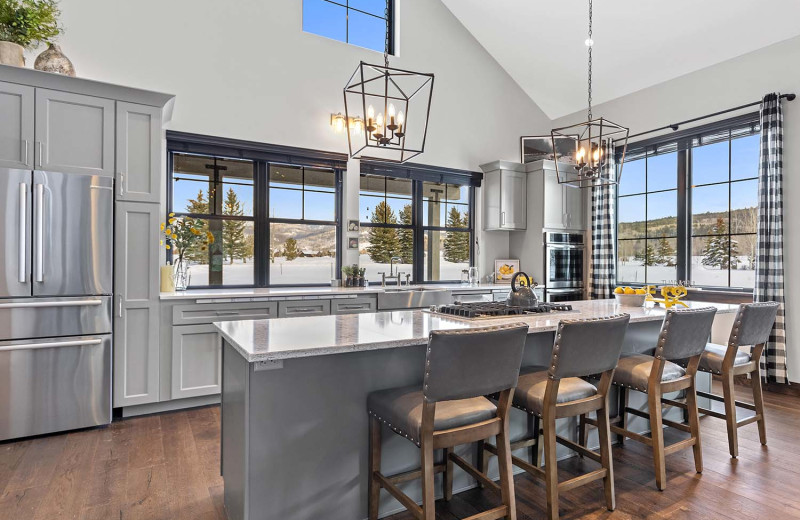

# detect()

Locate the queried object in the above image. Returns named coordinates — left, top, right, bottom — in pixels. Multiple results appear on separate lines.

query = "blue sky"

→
left=618, top=134, right=759, bottom=224
left=303, top=0, right=387, bottom=53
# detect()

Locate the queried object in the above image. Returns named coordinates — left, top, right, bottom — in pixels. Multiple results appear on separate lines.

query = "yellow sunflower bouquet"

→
left=160, top=213, right=215, bottom=265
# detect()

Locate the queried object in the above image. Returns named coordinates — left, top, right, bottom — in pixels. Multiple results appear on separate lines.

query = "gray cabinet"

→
left=113, top=202, right=161, bottom=407
left=171, top=324, right=221, bottom=399
left=278, top=299, right=331, bottom=318
left=0, top=81, right=34, bottom=169
left=330, top=296, right=377, bottom=314
left=35, top=88, right=115, bottom=176
left=172, top=301, right=278, bottom=325
left=480, top=161, right=527, bottom=231
left=116, top=102, right=161, bottom=203
left=540, top=165, right=585, bottom=231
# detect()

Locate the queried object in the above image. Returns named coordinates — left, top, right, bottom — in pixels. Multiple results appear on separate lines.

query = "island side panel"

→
left=222, top=341, right=249, bottom=520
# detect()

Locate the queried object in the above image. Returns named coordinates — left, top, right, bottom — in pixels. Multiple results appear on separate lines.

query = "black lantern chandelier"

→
left=343, top=0, right=434, bottom=163
left=551, top=0, right=629, bottom=188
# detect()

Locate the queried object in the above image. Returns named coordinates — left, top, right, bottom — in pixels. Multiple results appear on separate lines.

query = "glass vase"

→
left=173, top=259, right=191, bottom=291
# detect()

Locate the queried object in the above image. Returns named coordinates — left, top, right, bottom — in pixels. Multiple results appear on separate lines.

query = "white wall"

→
left=553, top=35, right=800, bottom=383
left=41, top=0, right=553, bottom=279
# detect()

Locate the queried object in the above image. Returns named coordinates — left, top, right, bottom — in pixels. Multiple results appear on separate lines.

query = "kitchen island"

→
left=215, top=300, right=738, bottom=520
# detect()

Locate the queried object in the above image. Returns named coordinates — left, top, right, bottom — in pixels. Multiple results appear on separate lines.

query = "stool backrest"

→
left=655, top=307, right=717, bottom=361
left=730, top=302, right=779, bottom=347
left=548, top=314, right=630, bottom=379
left=423, top=323, right=528, bottom=403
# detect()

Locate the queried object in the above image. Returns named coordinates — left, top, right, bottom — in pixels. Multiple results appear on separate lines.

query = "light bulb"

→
left=376, top=113, right=384, bottom=127
left=397, top=111, right=405, bottom=126
left=388, top=103, right=396, bottom=118
left=367, top=105, right=375, bottom=120
left=593, top=149, right=600, bottom=161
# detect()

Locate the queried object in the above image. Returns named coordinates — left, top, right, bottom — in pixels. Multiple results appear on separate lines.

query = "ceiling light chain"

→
left=587, top=0, right=593, bottom=121
left=384, top=0, right=390, bottom=69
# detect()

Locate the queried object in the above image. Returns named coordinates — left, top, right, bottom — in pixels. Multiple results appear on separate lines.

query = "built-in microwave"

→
left=544, top=231, right=585, bottom=292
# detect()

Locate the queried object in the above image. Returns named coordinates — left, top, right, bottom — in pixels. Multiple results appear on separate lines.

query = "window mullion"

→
left=677, top=149, right=688, bottom=283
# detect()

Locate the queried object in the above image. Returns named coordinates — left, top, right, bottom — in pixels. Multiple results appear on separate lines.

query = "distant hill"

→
left=619, top=206, right=756, bottom=238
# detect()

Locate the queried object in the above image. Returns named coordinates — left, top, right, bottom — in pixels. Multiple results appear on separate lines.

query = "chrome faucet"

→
left=378, top=257, right=405, bottom=287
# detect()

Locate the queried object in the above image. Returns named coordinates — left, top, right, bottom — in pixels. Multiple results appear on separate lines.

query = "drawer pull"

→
left=291, top=308, right=316, bottom=313
left=340, top=305, right=367, bottom=310
left=216, top=311, right=240, bottom=316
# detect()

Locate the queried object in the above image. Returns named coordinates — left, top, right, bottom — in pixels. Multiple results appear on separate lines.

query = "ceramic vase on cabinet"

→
left=0, top=41, right=25, bottom=66
left=173, top=259, right=191, bottom=291
left=34, top=43, right=75, bottom=76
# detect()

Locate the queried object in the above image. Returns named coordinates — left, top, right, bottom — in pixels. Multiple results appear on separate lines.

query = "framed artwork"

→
left=494, top=259, right=521, bottom=284
left=348, top=237, right=359, bottom=250
left=520, top=134, right=578, bottom=164
left=347, top=219, right=360, bottom=233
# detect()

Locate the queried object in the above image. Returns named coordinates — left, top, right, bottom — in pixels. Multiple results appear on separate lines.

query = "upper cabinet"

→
left=480, top=161, right=527, bottom=231
left=542, top=167, right=585, bottom=231
left=116, top=102, right=162, bottom=203
left=35, top=88, right=115, bottom=176
left=0, top=81, right=34, bottom=169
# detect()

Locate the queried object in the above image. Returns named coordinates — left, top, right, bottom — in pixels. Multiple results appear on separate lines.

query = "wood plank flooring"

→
left=0, top=384, right=797, bottom=519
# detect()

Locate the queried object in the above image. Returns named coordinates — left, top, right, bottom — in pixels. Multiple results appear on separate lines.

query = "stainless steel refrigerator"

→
left=0, top=168, right=113, bottom=441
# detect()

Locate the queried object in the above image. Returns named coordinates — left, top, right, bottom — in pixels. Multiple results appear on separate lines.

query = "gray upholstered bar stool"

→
left=481, top=314, right=630, bottom=520
left=673, top=302, right=779, bottom=458
left=585, top=307, right=717, bottom=491
left=367, top=323, right=528, bottom=520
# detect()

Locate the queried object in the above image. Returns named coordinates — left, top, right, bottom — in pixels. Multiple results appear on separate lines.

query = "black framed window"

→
left=168, top=141, right=342, bottom=288
left=615, top=115, right=759, bottom=291
left=269, top=164, right=339, bottom=285
left=302, top=0, right=394, bottom=54
left=358, top=174, right=474, bottom=283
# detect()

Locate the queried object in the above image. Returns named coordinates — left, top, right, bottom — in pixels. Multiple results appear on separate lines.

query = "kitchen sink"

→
left=377, top=288, right=451, bottom=310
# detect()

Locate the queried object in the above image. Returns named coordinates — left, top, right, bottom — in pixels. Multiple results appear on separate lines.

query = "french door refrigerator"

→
left=0, top=168, right=113, bottom=441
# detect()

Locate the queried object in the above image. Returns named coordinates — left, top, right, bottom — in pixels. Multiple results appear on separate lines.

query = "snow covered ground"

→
left=618, top=255, right=754, bottom=288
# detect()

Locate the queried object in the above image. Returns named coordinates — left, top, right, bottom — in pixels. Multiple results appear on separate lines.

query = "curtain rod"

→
left=616, top=93, right=796, bottom=142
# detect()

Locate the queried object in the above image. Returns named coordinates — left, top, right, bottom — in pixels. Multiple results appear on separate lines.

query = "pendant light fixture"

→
left=551, top=0, right=628, bottom=188
left=343, top=0, right=434, bottom=163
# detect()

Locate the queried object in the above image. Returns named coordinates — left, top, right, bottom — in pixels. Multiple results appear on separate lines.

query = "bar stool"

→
left=587, top=307, right=717, bottom=491
left=367, top=323, right=528, bottom=520
left=674, top=302, right=779, bottom=458
left=481, top=314, right=630, bottom=520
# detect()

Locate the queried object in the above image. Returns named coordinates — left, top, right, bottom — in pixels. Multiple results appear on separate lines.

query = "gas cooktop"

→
left=427, top=301, right=574, bottom=320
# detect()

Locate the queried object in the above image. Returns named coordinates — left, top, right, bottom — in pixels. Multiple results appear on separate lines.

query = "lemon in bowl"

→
left=615, top=287, right=647, bottom=307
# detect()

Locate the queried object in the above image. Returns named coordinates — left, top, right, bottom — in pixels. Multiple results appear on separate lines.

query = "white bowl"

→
left=615, top=293, right=647, bottom=307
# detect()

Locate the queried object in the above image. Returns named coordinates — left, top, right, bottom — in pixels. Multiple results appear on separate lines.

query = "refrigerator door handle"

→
left=18, top=183, right=26, bottom=283
left=0, top=338, right=103, bottom=353
left=0, top=299, right=103, bottom=309
left=34, top=183, right=44, bottom=283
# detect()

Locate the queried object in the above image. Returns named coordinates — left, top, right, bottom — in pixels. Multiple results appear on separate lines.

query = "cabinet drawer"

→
left=278, top=299, right=331, bottom=318
left=330, top=296, right=377, bottom=315
left=172, top=302, right=278, bottom=325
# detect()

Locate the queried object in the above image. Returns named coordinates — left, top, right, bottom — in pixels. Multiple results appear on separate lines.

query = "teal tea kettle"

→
left=506, top=272, right=538, bottom=308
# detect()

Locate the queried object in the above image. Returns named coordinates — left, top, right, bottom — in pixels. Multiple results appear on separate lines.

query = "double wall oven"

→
left=544, top=232, right=585, bottom=302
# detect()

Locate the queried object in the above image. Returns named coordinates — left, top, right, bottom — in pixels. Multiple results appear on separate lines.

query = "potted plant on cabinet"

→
left=160, top=213, right=214, bottom=291
left=0, top=0, right=62, bottom=67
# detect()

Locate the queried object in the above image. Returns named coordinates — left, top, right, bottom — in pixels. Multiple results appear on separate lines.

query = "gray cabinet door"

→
left=500, top=170, right=526, bottom=230
left=113, top=202, right=160, bottom=407
left=116, top=102, right=161, bottom=203
left=171, top=324, right=221, bottom=399
left=543, top=169, right=565, bottom=229
left=564, top=183, right=585, bottom=230
left=330, top=296, right=377, bottom=314
left=278, top=299, right=331, bottom=318
left=482, top=172, right=501, bottom=230
left=0, top=81, right=34, bottom=169
left=35, top=89, right=115, bottom=176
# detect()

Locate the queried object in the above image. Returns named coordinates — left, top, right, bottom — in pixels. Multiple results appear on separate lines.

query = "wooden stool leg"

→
left=527, top=414, right=539, bottom=465
left=596, top=403, right=615, bottom=511
left=617, top=386, right=628, bottom=446
left=578, top=414, right=587, bottom=455
left=368, top=416, right=382, bottom=520
left=420, top=439, right=436, bottom=520
left=443, top=447, right=454, bottom=501
left=476, top=440, right=487, bottom=488
left=648, top=388, right=667, bottom=491
left=533, top=415, right=542, bottom=467
left=721, top=371, right=739, bottom=458
left=686, top=381, right=703, bottom=474
left=543, top=411, right=559, bottom=520
left=752, top=370, right=768, bottom=446
left=496, top=424, right=518, bottom=520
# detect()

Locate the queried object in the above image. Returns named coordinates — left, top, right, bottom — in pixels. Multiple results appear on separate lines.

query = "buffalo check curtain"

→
left=754, top=93, right=788, bottom=384
left=590, top=143, right=616, bottom=299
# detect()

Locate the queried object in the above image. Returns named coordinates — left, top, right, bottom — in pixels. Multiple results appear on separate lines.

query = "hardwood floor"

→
left=0, top=384, right=797, bottom=519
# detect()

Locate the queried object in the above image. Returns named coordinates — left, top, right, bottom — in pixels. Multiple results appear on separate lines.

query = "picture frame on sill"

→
left=494, top=259, right=520, bottom=284
left=347, top=219, right=360, bottom=233
left=348, top=237, right=359, bottom=250
left=520, top=134, right=579, bottom=164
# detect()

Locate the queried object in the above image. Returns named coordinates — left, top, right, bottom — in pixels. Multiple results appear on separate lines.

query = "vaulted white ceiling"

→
left=440, top=0, right=800, bottom=119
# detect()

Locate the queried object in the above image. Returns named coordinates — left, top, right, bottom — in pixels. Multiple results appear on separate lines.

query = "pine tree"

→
left=284, top=237, right=299, bottom=261
left=654, top=237, right=676, bottom=266
left=635, top=243, right=656, bottom=266
left=367, top=201, right=400, bottom=263
left=398, top=204, right=413, bottom=263
left=443, top=207, right=469, bottom=262
left=702, top=218, right=732, bottom=268
left=183, top=190, right=210, bottom=262
left=222, top=188, right=248, bottom=264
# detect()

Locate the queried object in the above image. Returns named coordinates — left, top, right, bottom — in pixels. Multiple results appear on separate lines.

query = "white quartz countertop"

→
left=160, top=284, right=515, bottom=301
left=215, top=300, right=739, bottom=363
